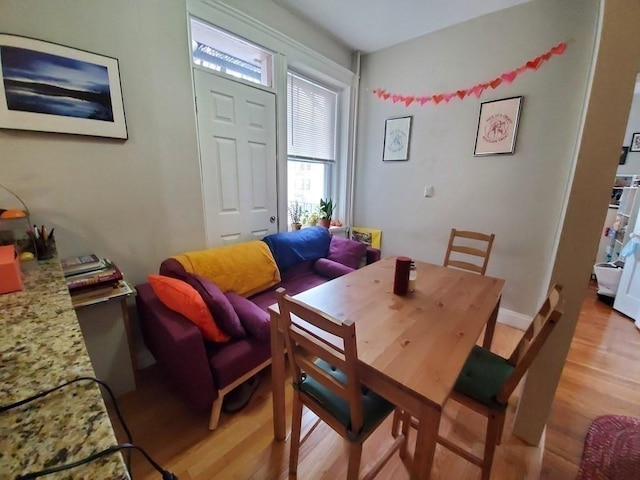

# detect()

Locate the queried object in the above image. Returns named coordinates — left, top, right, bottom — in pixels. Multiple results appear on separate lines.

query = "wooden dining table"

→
left=268, top=257, right=505, bottom=479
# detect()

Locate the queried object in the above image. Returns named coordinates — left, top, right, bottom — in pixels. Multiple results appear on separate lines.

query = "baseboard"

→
left=497, top=308, right=531, bottom=331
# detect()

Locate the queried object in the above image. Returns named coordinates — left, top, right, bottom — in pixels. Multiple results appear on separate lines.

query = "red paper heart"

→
left=542, top=51, right=552, bottom=61
left=420, top=96, right=430, bottom=105
left=382, top=92, right=390, bottom=100
left=392, top=95, right=401, bottom=103
left=456, top=90, right=467, bottom=100
left=372, top=88, right=379, bottom=94
left=526, top=56, right=543, bottom=70
left=432, top=94, right=444, bottom=104
left=501, top=71, right=517, bottom=84
left=404, top=96, right=415, bottom=107
left=490, top=78, right=502, bottom=89
left=552, top=42, right=567, bottom=55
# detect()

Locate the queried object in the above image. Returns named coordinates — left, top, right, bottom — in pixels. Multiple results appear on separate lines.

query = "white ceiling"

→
left=272, top=0, right=531, bottom=53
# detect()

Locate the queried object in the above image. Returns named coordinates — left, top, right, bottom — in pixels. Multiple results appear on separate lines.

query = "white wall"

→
left=354, top=0, right=599, bottom=317
left=0, top=0, right=353, bottom=287
left=1, top=0, right=205, bottom=283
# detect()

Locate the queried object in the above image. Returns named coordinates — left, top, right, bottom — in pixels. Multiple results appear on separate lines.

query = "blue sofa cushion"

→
left=262, top=226, right=331, bottom=272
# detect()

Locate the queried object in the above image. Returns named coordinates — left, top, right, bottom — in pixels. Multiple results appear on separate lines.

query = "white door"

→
left=194, top=69, right=278, bottom=246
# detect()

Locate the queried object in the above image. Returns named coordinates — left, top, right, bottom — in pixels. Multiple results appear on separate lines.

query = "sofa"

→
left=135, top=226, right=380, bottom=429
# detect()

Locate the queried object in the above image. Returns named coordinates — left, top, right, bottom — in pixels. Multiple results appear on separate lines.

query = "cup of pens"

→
left=30, top=225, right=56, bottom=261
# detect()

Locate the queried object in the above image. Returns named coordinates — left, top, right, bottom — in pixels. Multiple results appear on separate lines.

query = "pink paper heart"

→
left=392, top=95, right=401, bottom=103
left=404, top=96, right=415, bottom=107
left=443, top=92, right=455, bottom=103
left=472, top=84, right=485, bottom=98
left=419, top=96, right=430, bottom=105
left=501, top=71, right=517, bottom=84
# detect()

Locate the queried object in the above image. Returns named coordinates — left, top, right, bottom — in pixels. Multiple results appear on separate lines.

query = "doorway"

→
left=194, top=69, right=278, bottom=246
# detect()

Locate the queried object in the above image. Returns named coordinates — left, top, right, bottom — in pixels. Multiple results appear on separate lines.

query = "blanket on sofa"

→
left=173, top=241, right=280, bottom=297
left=262, top=226, right=331, bottom=272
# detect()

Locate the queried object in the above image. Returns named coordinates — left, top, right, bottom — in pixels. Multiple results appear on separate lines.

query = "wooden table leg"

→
left=482, top=296, right=501, bottom=349
left=270, top=309, right=287, bottom=441
left=120, top=297, right=138, bottom=386
left=412, top=404, right=441, bottom=480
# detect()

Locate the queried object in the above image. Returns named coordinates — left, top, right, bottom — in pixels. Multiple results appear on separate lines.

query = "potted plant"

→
left=288, top=201, right=303, bottom=230
left=302, top=209, right=319, bottom=227
left=318, top=198, right=335, bottom=228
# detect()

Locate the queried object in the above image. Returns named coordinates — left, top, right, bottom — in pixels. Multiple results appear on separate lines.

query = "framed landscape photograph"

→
left=0, top=34, right=127, bottom=139
left=474, top=96, right=523, bottom=156
left=383, top=116, right=412, bottom=161
left=631, top=133, right=640, bottom=152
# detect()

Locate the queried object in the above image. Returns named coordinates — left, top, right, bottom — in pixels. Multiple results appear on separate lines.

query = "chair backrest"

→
left=497, top=284, right=564, bottom=404
left=443, top=228, right=495, bottom=275
left=276, top=288, right=364, bottom=434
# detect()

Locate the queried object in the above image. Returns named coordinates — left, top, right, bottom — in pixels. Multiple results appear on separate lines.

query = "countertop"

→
left=0, top=259, right=128, bottom=479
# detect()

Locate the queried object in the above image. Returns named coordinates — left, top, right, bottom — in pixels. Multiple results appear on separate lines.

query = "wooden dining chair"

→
left=398, top=284, right=563, bottom=480
left=443, top=228, right=495, bottom=275
left=276, top=288, right=406, bottom=480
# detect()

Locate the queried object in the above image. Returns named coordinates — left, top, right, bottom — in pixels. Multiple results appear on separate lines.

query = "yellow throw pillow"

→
left=148, top=274, right=230, bottom=343
left=173, top=241, right=280, bottom=297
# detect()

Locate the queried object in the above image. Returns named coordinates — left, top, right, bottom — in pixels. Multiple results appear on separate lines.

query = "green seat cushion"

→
left=454, top=345, right=514, bottom=408
left=295, top=359, right=394, bottom=441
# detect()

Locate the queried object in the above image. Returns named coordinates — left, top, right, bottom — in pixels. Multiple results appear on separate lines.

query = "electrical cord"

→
left=15, top=443, right=177, bottom=480
left=2, top=377, right=177, bottom=479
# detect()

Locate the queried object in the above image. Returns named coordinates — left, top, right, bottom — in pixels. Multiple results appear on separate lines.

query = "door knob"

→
left=270, top=216, right=276, bottom=223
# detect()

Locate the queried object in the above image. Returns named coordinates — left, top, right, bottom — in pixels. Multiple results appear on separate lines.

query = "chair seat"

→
left=296, top=358, right=394, bottom=440
left=454, top=345, right=514, bottom=408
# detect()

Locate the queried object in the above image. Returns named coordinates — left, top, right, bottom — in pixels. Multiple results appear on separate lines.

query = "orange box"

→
left=0, top=244, right=23, bottom=294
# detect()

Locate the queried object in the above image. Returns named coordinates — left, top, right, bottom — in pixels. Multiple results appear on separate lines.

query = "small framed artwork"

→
left=474, top=96, right=523, bottom=156
left=620, top=146, right=629, bottom=165
left=383, top=116, right=412, bottom=161
left=0, top=34, right=127, bottom=139
left=631, top=133, right=640, bottom=152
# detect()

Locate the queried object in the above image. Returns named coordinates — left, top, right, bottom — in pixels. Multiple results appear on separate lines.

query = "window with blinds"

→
left=287, top=72, right=338, bottom=221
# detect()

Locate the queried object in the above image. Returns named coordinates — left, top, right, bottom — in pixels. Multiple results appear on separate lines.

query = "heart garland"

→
left=372, top=41, right=567, bottom=106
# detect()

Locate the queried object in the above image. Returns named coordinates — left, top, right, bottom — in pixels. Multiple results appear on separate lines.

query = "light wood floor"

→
left=110, top=282, right=640, bottom=479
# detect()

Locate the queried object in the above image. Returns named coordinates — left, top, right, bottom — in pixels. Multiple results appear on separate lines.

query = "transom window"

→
left=190, top=17, right=273, bottom=88
left=287, top=72, right=338, bottom=216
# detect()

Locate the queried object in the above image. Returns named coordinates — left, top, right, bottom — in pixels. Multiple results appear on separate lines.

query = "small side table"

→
left=71, top=280, right=137, bottom=396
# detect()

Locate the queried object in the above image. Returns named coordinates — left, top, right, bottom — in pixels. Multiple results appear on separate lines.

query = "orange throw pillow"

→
left=148, top=274, right=230, bottom=343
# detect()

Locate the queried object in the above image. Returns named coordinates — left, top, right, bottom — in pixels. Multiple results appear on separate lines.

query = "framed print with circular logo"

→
left=474, top=96, right=523, bottom=156
left=383, top=116, right=412, bottom=161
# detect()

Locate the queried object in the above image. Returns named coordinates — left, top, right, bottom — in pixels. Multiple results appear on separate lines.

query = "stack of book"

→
left=62, top=254, right=124, bottom=297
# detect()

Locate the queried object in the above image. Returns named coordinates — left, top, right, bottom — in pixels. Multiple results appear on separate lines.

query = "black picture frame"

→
left=631, top=133, right=640, bottom=152
left=0, top=34, right=127, bottom=139
left=383, top=116, right=412, bottom=161
left=620, top=146, right=629, bottom=165
left=474, top=96, right=523, bottom=156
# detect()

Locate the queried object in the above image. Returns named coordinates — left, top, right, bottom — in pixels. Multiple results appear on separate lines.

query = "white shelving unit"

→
left=606, top=185, right=640, bottom=262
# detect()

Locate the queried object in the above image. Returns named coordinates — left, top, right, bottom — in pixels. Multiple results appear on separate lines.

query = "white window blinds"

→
left=287, top=72, right=337, bottom=162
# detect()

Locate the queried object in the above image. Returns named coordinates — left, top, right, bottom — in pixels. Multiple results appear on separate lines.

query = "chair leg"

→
left=391, top=408, right=403, bottom=437
left=209, top=395, right=223, bottom=430
left=347, top=442, right=363, bottom=480
left=289, top=391, right=303, bottom=477
left=400, top=411, right=411, bottom=459
left=481, top=410, right=504, bottom=480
